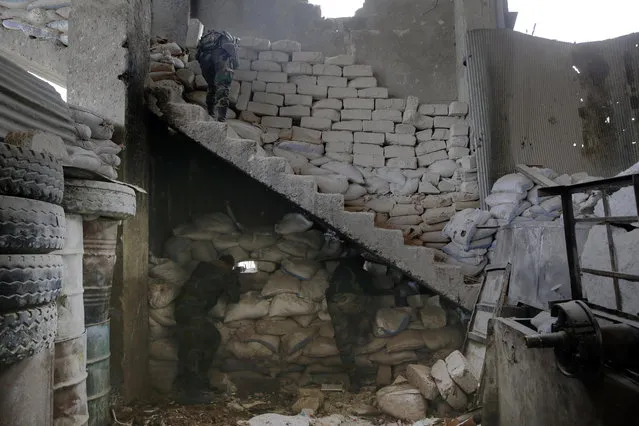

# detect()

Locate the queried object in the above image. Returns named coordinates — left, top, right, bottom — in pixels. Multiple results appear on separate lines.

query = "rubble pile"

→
left=0, top=0, right=69, bottom=45
left=147, top=37, right=480, bottom=265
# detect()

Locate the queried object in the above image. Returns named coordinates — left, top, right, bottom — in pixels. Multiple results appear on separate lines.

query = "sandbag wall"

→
left=146, top=211, right=466, bottom=403
left=0, top=0, right=69, bottom=45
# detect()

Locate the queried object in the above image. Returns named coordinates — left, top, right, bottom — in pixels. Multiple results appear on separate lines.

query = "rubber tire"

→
left=63, top=179, right=136, bottom=219
left=0, top=142, right=64, bottom=205
left=0, top=255, right=63, bottom=312
left=0, top=195, right=66, bottom=254
left=0, top=303, right=57, bottom=365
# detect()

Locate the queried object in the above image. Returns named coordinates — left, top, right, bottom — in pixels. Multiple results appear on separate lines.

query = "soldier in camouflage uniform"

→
left=196, top=30, right=239, bottom=122
left=174, top=255, right=239, bottom=402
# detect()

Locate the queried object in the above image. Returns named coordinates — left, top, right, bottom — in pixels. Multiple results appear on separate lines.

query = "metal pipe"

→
left=525, top=331, right=568, bottom=348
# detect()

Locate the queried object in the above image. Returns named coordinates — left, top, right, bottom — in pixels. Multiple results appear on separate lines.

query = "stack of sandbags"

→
left=66, top=105, right=121, bottom=179
left=0, top=0, right=70, bottom=45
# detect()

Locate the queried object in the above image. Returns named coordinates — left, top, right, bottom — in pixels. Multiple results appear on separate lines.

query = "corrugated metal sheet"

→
left=467, top=29, right=639, bottom=203
left=0, top=55, right=75, bottom=144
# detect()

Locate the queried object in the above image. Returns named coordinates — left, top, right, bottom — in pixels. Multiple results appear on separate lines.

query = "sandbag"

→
left=428, top=160, right=457, bottom=178
left=209, top=295, right=228, bottom=319
left=224, top=292, right=271, bottom=323
left=376, top=383, right=427, bottom=422
left=299, top=270, right=329, bottom=302
left=269, top=293, right=318, bottom=317
left=386, top=330, right=426, bottom=353
left=490, top=201, right=531, bottom=222
left=255, top=317, right=301, bottom=336
left=149, top=316, right=174, bottom=341
left=277, top=141, right=325, bottom=159
left=374, top=308, right=411, bottom=337
left=419, top=231, right=450, bottom=243
left=282, top=328, right=317, bottom=354
left=421, top=327, right=463, bottom=351
left=315, top=174, right=349, bottom=194
left=293, top=314, right=316, bottom=327
left=275, top=213, right=314, bottom=235
left=227, top=340, right=274, bottom=359
left=163, top=236, right=192, bottom=265
left=149, top=359, right=178, bottom=394
left=369, top=350, right=418, bottom=365
left=277, top=240, right=311, bottom=258
left=376, top=167, right=406, bottom=185
left=283, top=230, right=325, bottom=250
left=91, top=139, right=122, bottom=155
left=442, top=208, right=492, bottom=249
left=321, top=161, right=365, bottom=184
left=282, top=258, right=321, bottom=280
left=149, top=260, right=191, bottom=286
left=540, top=197, right=562, bottom=213
left=149, top=338, right=178, bottom=361
left=472, top=218, right=499, bottom=240
left=239, top=232, right=279, bottom=251
left=467, top=236, right=494, bottom=250
left=390, top=178, right=419, bottom=196
left=173, top=224, right=219, bottom=240
left=194, top=212, right=237, bottom=233
left=251, top=246, right=286, bottom=262
left=491, top=173, right=533, bottom=194
left=303, top=337, right=340, bottom=358
left=149, top=304, right=176, bottom=327
left=527, top=185, right=552, bottom=205
left=191, top=240, right=219, bottom=262
left=354, top=338, right=387, bottom=355
left=262, top=271, right=301, bottom=297
left=422, top=206, right=456, bottom=225
left=484, top=191, right=527, bottom=207
left=243, top=333, right=281, bottom=353
left=212, top=233, right=241, bottom=250
left=224, top=245, right=250, bottom=262
left=148, top=279, right=180, bottom=309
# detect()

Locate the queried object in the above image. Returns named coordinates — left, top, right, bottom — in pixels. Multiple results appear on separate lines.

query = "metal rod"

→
left=574, top=216, right=639, bottom=224
left=525, top=331, right=567, bottom=348
left=581, top=268, right=639, bottom=282
left=601, top=190, right=622, bottom=311
left=561, top=192, right=583, bottom=300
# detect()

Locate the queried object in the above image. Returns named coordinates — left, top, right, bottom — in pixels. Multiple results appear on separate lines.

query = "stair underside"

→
left=148, top=95, right=479, bottom=309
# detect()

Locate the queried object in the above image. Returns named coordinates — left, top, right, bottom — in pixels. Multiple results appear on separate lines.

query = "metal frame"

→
left=539, top=174, right=639, bottom=310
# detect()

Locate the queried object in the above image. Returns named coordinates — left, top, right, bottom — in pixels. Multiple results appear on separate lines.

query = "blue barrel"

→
left=86, top=320, right=110, bottom=426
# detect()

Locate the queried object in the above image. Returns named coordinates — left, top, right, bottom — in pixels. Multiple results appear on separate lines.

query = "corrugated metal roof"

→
left=0, top=55, right=75, bottom=144
left=467, top=29, right=639, bottom=204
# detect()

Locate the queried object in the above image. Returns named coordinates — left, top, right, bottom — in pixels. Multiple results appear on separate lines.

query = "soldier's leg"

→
left=206, top=84, right=217, bottom=117
left=213, top=71, right=232, bottom=122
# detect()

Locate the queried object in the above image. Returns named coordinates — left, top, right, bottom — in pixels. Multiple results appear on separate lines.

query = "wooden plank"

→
left=515, top=164, right=558, bottom=188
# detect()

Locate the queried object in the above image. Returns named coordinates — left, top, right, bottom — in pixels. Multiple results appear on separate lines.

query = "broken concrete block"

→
left=417, top=150, right=448, bottom=167
left=322, top=131, right=354, bottom=144
left=372, top=110, right=402, bottom=122
left=448, top=147, right=470, bottom=160
left=328, top=87, right=359, bottom=99
left=354, top=143, right=383, bottom=156
left=301, top=117, right=332, bottom=131
left=343, top=64, right=373, bottom=77
left=431, top=360, right=468, bottom=410
left=341, top=109, right=372, bottom=121
left=376, top=383, right=427, bottom=422
left=348, top=77, right=377, bottom=88
left=313, top=109, right=340, bottom=122
left=416, top=129, right=434, bottom=142
left=317, top=76, right=347, bottom=87
left=334, top=121, right=363, bottom=131
left=239, top=36, right=271, bottom=50
left=385, top=133, right=416, bottom=146
left=447, top=135, right=469, bottom=148
left=285, top=62, right=313, bottom=75
left=247, top=102, right=278, bottom=116
left=416, top=140, right=447, bottom=156
left=285, top=94, right=313, bottom=106
left=251, top=60, right=282, bottom=72
left=434, top=116, right=466, bottom=129
left=266, top=82, right=297, bottom=94
left=324, top=54, right=355, bottom=66
left=259, top=50, right=290, bottom=63
left=362, top=120, right=394, bottom=133
left=420, top=305, right=447, bottom=329
left=297, top=84, right=328, bottom=99
left=257, top=71, right=288, bottom=83
left=271, top=39, right=301, bottom=52
left=395, top=124, right=416, bottom=135
left=343, top=98, right=374, bottom=109
left=252, top=80, right=267, bottom=92
left=280, top=105, right=311, bottom=118
left=261, top=116, right=293, bottom=129
left=253, top=92, right=284, bottom=106
left=292, top=51, right=324, bottom=64
left=292, top=126, right=322, bottom=144
left=414, top=115, right=435, bottom=130
left=325, top=140, right=353, bottom=153
left=450, top=123, right=470, bottom=137
left=358, top=88, right=388, bottom=98
left=448, top=101, right=469, bottom=117
left=384, top=145, right=415, bottom=159
left=312, top=64, right=342, bottom=76
left=419, top=181, right=440, bottom=194
left=354, top=153, right=385, bottom=167
left=354, top=132, right=385, bottom=145
left=406, top=364, right=440, bottom=400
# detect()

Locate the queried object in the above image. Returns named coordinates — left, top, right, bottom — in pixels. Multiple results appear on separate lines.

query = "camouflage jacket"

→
left=196, top=30, right=239, bottom=70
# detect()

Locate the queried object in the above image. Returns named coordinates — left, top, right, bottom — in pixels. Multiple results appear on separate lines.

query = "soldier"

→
left=195, top=29, right=239, bottom=122
left=174, top=254, right=239, bottom=403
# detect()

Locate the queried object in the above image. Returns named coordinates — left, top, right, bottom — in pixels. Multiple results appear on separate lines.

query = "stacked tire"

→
left=0, top=142, right=66, bottom=365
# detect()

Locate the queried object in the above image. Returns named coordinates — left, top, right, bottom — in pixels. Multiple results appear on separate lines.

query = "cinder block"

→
left=229, top=80, right=241, bottom=103
left=297, top=84, right=328, bottom=99
left=343, top=98, right=374, bottom=110
left=449, top=101, right=469, bottom=117
left=239, top=36, right=271, bottom=50
left=237, top=47, right=258, bottom=60
left=358, top=88, right=388, bottom=99
left=418, top=104, right=436, bottom=116
left=324, top=54, right=355, bottom=66
left=458, top=155, right=477, bottom=171
left=285, top=94, right=313, bottom=106
left=354, top=132, right=384, bottom=145
left=372, top=110, right=402, bottom=122
left=433, top=129, right=450, bottom=139
left=415, top=115, right=435, bottom=130
left=300, top=117, right=332, bottom=131
left=333, top=120, right=363, bottom=131
left=280, top=105, right=311, bottom=118
left=247, top=102, right=278, bottom=116
left=433, top=104, right=449, bottom=116
left=285, top=62, right=313, bottom=75
left=233, top=70, right=258, bottom=82
left=395, top=124, right=416, bottom=135
left=448, top=147, right=470, bottom=160
left=290, top=75, right=317, bottom=86
left=445, top=350, right=478, bottom=394
left=417, top=150, right=448, bottom=167
left=325, top=140, right=353, bottom=153
left=450, top=123, right=469, bottom=137
left=292, top=126, right=322, bottom=144
left=313, top=64, right=343, bottom=76
left=313, top=109, right=340, bottom=122
left=261, top=116, right=293, bottom=129
left=416, top=129, right=434, bottom=142
left=271, top=39, right=302, bottom=52
left=416, top=140, right=447, bottom=156
left=253, top=92, right=284, bottom=106
left=237, top=59, right=252, bottom=70
left=447, top=136, right=469, bottom=149
left=435, top=116, right=466, bottom=129
left=387, top=157, right=418, bottom=169
left=431, top=360, right=468, bottom=410
left=257, top=71, right=288, bottom=83
left=313, top=99, right=342, bottom=109
left=251, top=60, right=282, bottom=72
left=348, top=77, right=377, bottom=88
left=341, top=109, right=372, bottom=121
left=266, top=83, right=297, bottom=94
left=354, top=143, right=383, bottom=156
left=259, top=50, right=290, bottom=63
left=376, top=98, right=406, bottom=111
left=385, top=145, right=415, bottom=159
left=252, top=80, right=267, bottom=92
left=317, top=76, right=348, bottom=87
left=343, top=65, right=373, bottom=77
left=386, top=133, right=417, bottom=146
left=328, top=87, right=359, bottom=99
left=236, top=81, right=252, bottom=110
left=322, top=131, right=354, bottom=143
left=354, top=153, right=384, bottom=167
left=362, top=120, right=394, bottom=133
left=292, top=51, right=324, bottom=64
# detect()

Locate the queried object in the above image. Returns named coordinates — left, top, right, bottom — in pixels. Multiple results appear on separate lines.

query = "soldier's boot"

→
left=216, top=106, right=228, bottom=122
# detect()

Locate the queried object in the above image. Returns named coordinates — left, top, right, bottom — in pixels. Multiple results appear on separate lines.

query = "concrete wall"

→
left=192, top=0, right=458, bottom=102
left=151, top=0, right=190, bottom=45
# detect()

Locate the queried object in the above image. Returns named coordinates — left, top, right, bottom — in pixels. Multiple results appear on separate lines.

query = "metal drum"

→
left=82, top=219, right=119, bottom=325
left=86, top=320, right=111, bottom=426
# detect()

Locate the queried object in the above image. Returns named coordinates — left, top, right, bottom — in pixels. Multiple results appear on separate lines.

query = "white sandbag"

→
left=224, top=292, right=271, bottom=323
left=442, top=208, right=492, bottom=249
left=441, top=243, right=486, bottom=265
left=209, top=295, right=228, bottom=319
left=149, top=316, right=174, bottom=341
left=262, top=271, right=301, bottom=297
left=163, top=236, right=192, bottom=265
left=521, top=205, right=559, bottom=221
left=277, top=141, right=325, bottom=160
left=274, top=146, right=309, bottom=169
left=321, top=161, right=365, bottom=184
left=194, top=212, right=237, bottom=233
left=527, top=185, right=552, bottom=205
left=299, top=163, right=333, bottom=176
left=149, top=304, right=176, bottom=327
left=172, top=224, right=219, bottom=241
left=540, top=197, right=562, bottom=213
left=364, top=175, right=391, bottom=194
left=299, top=270, right=329, bottom=302
left=376, top=167, right=406, bottom=185
left=593, top=161, right=639, bottom=217
left=282, top=258, right=321, bottom=280
left=251, top=246, right=286, bottom=263
left=239, top=232, right=278, bottom=251
left=293, top=314, right=316, bottom=327
left=148, top=279, right=180, bottom=309
left=227, top=340, right=274, bottom=359
left=283, top=230, right=324, bottom=250
left=472, top=218, right=499, bottom=240
left=374, top=308, right=411, bottom=337
left=386, top=330, right=426, bottom=352
left=429, top=159, right=457, bottom=178
left=241, top=333, right=281, bottom=353
left=191, top=240, right=218, bottom=262
left=256, top=261, right=277, bottom=273
left=91, top=139, right=122, bottom=155
left=344, top=184, right=368, bottom=201
left=269, top=293, right=318, bottom=317
left=303, top=337, right=340, bottom=358
left=282, top=328, right=317, bottom=354
left=484, top=191, right=526, bottom=207
left=422, top=206, right=456, bottom=225
left=390, top=178, right=419, bottom=196
left=275, top=213, right=314, bottom=235
left=255, top=317, right=301, bottom=335
left=149, top=338, right=178, bottom=361
left=149, top=260, right=191, bottom=286
left=227, top=119, right=263, bottom=142
left=419, top=231, right=450, bottom=243
left=213, top=321, right=234, bottom=345
left=315, top=174, right=349, bottom=194
left=369, top=350, right=418, bottom=365
left=491, top=173, right=533, bottom=194
left=376, top=383, right=427, bottom=422
left=277, top=240, right=310, bottom=258
left=467, top=236, right=494, bottom=249
left=490, top=201, right=531, bottom=222
left=149, top=359, right=178, bottom=394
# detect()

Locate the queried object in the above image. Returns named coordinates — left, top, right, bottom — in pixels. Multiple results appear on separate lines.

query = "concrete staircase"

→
left=147, top=89, right=479, bottom=309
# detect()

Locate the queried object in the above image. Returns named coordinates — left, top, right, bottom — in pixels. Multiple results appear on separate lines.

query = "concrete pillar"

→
left=151, top=0, right=190, bottom=45
left=185, top=18, right=204, bottom=49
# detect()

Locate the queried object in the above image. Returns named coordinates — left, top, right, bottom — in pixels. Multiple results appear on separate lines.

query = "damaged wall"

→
left=192, top=0, right=458, bottom=102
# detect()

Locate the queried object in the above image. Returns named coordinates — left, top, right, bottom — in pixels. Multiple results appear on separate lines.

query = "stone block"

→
left=343, top=65, right=373, bottom=77
left=313, top=64, right=342, bottom=76
left=387, top=158, right=418, bottom=169
left=447, top=136, right=469, bottom=148
left=354, top=153, right=385, bottom=167
left=266, top=83, right=297, bottom=94
left=251, top=60, right=282, bottom=72
left=385, top=146, right=415, bottom=159
left=376, top=365, right=393, bottom=386
left=354, top=132, right=384, bottom=145
left=418, top=104, right=435, bottom=116
left=418, top=150, right=448, bottom=167
left=258, top=50, right=290, bottom=63
left=328, top=87, right=359, bottom=99
left=297, top=84, right=328, bottom=99
left=458, top=155, right=476, bottom=170
left=433, top=129, right=450, bottom=139
left=239, top=36, right=271, bottom=50
left=233, top=70, right=258, bottom=82
left=261, top=116, right=293, bottom=129
left=301, top=117, right=332, bottom=131
left=292, top=126, right=322, bottom=144
left=325, top=54, right=355, bottom=66
left=376, top=98, right=406, bottom=111
left=237, top=47, right=258, bottom=60
left=448, top=147, right=470, bottom=160
left=433, top=104, right=449, bottom=116
left=326, top=152, right=353, bottom=163
left=395, top=123, right=416, bottom=135
left=420, top=304, right=447, bottom=329
left=416, top=140, right=446, bottom=156
left=434, top=116, right=466, bottom=129
left=450, top=123, right=469, bottom=137
left=363, top=120, right=394, bottom=133
left=445, top=350, right=478, bottom=394
left=313, top=109, right=340, bottom=122
left=354, top=143, right=383, bottom=156
left=229, top=80, right=241, bottom=103
left=247, top=102, right=278, bottom=116
left=285, top=94, right=313, bottom=106
left=292, top=51, right=324, bottom=64
left=343, top=98, right=374, bottom=110
left=419, top=181, right=440, bottom=194
left=194, top=75, right=208, bottom=90
left=280, top=105, right=311, bottom=118
left=284, top=62, right=313, bottom=75
left=348, top=77, right=377, bottom=88
left=253, top=92, right=284, bottom=106
left=431, top=360, right=468, bottom=410
left=460, top=180, right=479, bottom=195
left=333, top=120, right=363, bottom=131
left=372, top=110, right=402, bottom=122
left=359, top=88, right=388, bottom=99
left=438, top=179, right=457, bottom=193
left=416, top=130, right=433, bottom=142
left=185, top=18, right=204, bottom=48
left=290, top=75, right=317, bottom=86
left=257, top=71, right=288, bottom=83
left=270, top=39, right=301, bottom=52
left=341, top=109, right=372, bottom=121
left=448, top=101, right=469, bottom=117
left=406, top=365, right=440, bottom=400
left=322, top=131, right=353, bottom=143
left=240, top=111, right=261, bottom=124
left=186, top=60, right=202, bottom=75
left=325, top=140, right=353, bottom=153
left=317, top=76, right=348, bottom=87
left=386, top=133, right=417, bottom=146
left=252, top=80, right=267, bottom=92
left=313, top=99, right=342, bottom=110
left=237, top=59, right=252, bottom=70
left=236, top=82, right=252, bottom=110
left=415, top=115, right=435, bottom=130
